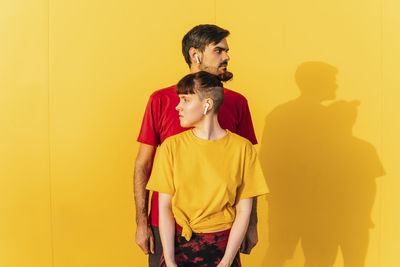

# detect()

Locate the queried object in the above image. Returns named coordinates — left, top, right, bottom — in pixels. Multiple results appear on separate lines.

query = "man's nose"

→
left=224, top=52, right=230, bottom=62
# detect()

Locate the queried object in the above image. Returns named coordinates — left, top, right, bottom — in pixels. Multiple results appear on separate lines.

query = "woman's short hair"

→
left=176, top=71, right=224, bottom=113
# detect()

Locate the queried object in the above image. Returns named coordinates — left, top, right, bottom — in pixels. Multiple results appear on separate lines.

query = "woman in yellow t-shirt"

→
left=146, top=71, right=268, bottom=267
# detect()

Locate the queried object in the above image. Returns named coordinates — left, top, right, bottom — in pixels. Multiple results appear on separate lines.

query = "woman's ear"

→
left=203, top=99, right=214, bottom=115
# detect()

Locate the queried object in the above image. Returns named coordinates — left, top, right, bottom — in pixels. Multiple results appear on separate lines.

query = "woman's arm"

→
left=218, top=197, right=253, bottom=267
left=159, top=193, right=177, bottom=267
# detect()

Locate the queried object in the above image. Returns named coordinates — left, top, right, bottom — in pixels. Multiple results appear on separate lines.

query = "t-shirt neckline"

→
left=188, top=129, right=230, bottom=144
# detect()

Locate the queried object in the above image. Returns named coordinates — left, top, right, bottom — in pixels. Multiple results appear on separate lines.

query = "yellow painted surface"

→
left=0, top=1, right=52, bottom=267
left=1, top=0, right=399, bottom=266
left=219, top=1, right=399, bottom=266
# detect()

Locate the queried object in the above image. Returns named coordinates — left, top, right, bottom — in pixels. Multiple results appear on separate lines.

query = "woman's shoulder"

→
left=161, top=130, right=191, bottom=145
left=228, top=131, right=254, bottom=148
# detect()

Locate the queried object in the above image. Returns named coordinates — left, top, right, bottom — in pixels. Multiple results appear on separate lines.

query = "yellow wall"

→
left=1, top=0, right=399, bottom=266
left=0, top=1, right=52, bottom=266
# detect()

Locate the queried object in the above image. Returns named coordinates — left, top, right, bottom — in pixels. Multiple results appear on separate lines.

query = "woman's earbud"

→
left=195, top=54, right=200, bottom=64
left=204, top=103, right=210, bottom=115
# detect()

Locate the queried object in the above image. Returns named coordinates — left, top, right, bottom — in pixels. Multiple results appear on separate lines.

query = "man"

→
left=134, top=24, right=259, bottom=267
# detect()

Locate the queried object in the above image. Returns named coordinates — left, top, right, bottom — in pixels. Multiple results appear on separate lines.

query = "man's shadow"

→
left=259, top=61, right=385, bottom=267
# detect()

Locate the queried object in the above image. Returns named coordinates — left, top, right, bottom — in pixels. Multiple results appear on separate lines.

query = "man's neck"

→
left=190, top=65, right=201, bottom=74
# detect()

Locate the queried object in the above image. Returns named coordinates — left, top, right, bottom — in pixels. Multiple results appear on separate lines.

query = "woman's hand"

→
left=216, top=257, right=233, bottom=267
left=218, top=198, right=253, bottom=267
left=165, top=260, right=178, bottom=267
left=159, top=193, right=177, bottom=267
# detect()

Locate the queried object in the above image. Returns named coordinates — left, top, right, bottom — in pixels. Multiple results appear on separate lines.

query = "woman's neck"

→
left=192, top=114, right=226, bottom=140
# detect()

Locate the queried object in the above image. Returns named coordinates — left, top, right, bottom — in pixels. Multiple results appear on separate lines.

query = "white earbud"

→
left=195, top=54, right=200, bottom=64
left=204, top=103, right=210, bottom=115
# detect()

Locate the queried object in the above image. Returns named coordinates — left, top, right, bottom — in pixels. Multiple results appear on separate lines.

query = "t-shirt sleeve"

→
left=137, top=94, right=160, bottom=147
left=146, top=141, right=175, bottom=195
left=237, top=144, right=268, bottom=200
left=237, top=99, right=258, bottom=145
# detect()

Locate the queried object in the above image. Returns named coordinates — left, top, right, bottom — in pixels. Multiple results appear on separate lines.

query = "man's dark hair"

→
left=182, top=24, right=230, bottom=67
left=176, top=71, right=224, bottom=113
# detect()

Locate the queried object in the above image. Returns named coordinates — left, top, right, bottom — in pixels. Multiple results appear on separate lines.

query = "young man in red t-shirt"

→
left=134, top=24, right=258, bottom=267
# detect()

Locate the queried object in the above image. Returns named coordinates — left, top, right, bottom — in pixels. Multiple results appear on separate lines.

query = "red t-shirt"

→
left=137, top=85, right=258, bottom=226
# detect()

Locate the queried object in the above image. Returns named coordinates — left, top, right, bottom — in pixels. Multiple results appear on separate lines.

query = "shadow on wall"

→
left=258, top=61, right=385, bottom=267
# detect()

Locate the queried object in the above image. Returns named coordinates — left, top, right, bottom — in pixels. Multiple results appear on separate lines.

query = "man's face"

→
left=175, top=93, right=204, bottom=128
left=199, top=38, right=230, bottom=76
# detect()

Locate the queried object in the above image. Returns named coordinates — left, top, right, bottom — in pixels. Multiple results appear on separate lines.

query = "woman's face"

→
left=175, top=93, right=205, bottom=127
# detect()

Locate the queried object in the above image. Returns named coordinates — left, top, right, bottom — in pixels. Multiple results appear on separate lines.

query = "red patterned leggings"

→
left=160, top=226, right=241, bottom=267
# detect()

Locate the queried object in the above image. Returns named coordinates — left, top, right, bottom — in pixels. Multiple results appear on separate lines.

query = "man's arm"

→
left=236, top=98, right=259, bottom=254
left=240, top=198, right=258, bottom=254
left=134, top=143, right=156, bottom=254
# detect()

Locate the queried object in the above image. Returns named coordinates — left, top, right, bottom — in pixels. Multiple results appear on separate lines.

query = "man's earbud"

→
left=195, top=54, right=200, bottom=64
left=204, top=103, right=210, bottom=115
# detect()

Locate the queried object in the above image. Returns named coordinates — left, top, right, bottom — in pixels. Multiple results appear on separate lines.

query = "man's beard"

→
left=218, top=71, right=233, bottom=82
left=201, top=63, right=233, bottom=82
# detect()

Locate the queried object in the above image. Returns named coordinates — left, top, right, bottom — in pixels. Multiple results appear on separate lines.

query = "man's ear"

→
left=189, top=48, right=200, bottom=64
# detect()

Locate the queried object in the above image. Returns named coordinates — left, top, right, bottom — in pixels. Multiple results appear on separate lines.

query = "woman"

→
left=146, top=71, right=268, bottom=267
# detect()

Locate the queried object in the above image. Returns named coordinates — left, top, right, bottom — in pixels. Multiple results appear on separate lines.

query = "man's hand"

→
left=134, top=143, right=156, bottom=254
left=240, top=224, right=258, bottom=254
left=135, top=222, right=154, bottom=255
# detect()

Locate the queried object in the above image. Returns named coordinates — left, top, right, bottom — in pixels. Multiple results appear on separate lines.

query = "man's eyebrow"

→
left=214, top=46, right=229, bottom=52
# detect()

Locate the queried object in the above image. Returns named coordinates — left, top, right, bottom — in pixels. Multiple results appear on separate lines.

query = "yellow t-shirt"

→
left=146, top=129, right=268, bottom=241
